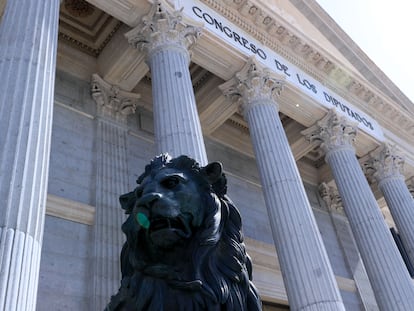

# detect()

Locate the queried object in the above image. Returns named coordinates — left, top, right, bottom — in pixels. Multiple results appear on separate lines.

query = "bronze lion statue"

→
left=106, top=154, right=262, bottom=311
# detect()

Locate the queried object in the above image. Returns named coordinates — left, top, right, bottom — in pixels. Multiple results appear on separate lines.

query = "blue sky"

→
left=316, top=0, right=414, bottom=103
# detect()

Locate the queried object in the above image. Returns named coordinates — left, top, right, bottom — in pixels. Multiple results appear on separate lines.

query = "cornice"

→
left=290, top=0, right=414, bottom=113
left=199, top=0, right=414, bottom=140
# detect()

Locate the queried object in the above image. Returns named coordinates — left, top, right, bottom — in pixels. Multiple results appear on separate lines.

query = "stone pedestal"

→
left=304, top=110, right=414, bottom=310
left=91, top=74, right=140, bottom=310
left=221, top=60, right=345, bottom=311
left=0, top=1, right=60, bottom=310
left=126, top=1, right=207, bottom=165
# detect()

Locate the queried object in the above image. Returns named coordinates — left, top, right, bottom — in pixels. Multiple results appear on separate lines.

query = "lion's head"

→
left=106, top=154, right=262, bottom=311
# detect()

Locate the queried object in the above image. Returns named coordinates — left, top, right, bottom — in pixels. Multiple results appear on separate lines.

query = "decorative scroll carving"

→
left=125, top=0, right=201, bottom=59
left=319, top=183, right=345, bottom=215
left=219, top=57, right=284, bottom=116
left=91, top=73, right=140, bottom=122
left=302, top=110, right=357, bottom=154
left=365, top=143, right=405, bottom=184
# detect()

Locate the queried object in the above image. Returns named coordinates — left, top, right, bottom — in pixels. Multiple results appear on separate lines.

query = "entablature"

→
left=198, top=0, right=414, bottom=141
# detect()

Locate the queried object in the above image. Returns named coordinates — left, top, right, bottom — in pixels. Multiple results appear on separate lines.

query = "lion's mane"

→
left=106, top=155, right=262, bottom=311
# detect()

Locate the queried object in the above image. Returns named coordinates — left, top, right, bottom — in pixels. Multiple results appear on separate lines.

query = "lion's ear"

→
left=119, top=191, right=136, bottom=214
left=202, top=162, right=223, bottom=184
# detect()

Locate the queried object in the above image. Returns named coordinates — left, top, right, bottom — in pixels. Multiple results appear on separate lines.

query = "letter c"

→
left=192, top=6, right=202, bottom=18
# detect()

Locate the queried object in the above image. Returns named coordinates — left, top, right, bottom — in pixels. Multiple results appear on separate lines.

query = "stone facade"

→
left=1, top=0, right=414, bottom=310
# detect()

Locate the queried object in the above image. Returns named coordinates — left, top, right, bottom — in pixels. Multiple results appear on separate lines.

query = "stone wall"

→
left=36, top=216, right=93, bottom=310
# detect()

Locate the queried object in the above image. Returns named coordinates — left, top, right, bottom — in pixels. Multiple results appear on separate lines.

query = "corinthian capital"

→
left=219, top=58, right=284, bottom=117
left=125, top=0, right=201, bottom=59
left=91, top=74, right=140, bottom=123
left=302, top=110, right=357, bottom=154
left=367, top=143, right=405, bottom=183
left=319, top=183, right=345, bottom=215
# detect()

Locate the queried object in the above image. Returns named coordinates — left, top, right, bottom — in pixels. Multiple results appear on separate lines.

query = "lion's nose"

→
left=136, top=193, right=162, bottom=209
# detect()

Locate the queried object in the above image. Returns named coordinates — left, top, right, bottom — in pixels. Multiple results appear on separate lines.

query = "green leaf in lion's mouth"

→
left=136, top=212, right=150, bottom=229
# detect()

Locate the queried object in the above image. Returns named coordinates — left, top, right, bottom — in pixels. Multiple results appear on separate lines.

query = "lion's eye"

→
left=161, top=176, right=180, bottom=189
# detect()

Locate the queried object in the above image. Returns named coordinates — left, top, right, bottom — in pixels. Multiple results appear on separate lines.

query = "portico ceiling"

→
left=59, top=0, right=121, bottom=56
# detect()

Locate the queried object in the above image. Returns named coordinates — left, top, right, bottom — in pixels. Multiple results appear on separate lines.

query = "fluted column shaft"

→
left=371, top=144, right=414, bottom=266
left=0, top=1, right=60, bottom=310
left=94, top=121, right=129, bottom=310
left=380, top=178, right=414, bottom=264
left=246, top=104, right=344, bottom=311
left=126, top=1, right=207, bottom=165
left=91, top=74, right=140, bottom=310
left=221, top=60, right=345, bottom=311
left=148, top=47, right=207, bottom=164
left=319, top=184, right=378, bottom=310
left=306, top=111, right=414, bottom=310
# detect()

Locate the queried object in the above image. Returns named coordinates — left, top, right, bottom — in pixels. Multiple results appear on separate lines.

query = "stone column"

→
left=319, top=183, right=378, bottom=310
left=126, top=1, right=207, bottom=165
left=367, top=143, right=414, bottom=266
left=221, top=59, right=345, bottom=311
left=304, top=110, right=414, bottom=310
left=0, top=1, right=60, bottom=310
left=91, top=74, right=140, bottom=310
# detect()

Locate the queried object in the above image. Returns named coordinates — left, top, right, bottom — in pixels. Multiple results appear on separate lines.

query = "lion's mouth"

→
left=151, top=218, right=182, bottom=231
left=149, top=217, right=191, bottom=246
